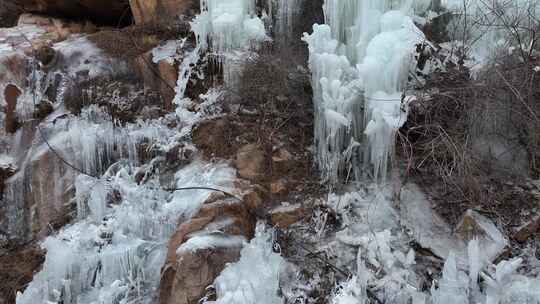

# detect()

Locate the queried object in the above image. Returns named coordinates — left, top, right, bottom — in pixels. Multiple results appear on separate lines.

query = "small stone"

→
left=271, top=179, right=289, bottom=196
left=270, top=203, right=305, bottom=229
left=513, top=215, right=540, bottom=242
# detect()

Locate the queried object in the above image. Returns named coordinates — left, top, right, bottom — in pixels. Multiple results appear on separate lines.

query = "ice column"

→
left=303, top=0, right=425, bottom=183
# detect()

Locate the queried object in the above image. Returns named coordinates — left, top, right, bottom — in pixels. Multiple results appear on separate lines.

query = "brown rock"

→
left=134, top=51, right=177, bottom=111
left=134, top=51, right=159, bottom=91
left=234, top=144, right=268, bottom=182
left=270, top=178, right=289, bottom=196
left=192, top=118, right=235, bottom=159
left=33, top=100, right=54, bottom=120
left=4, top=84, right=21, bottom=134
left=513, top=215, right=540, bottom=242
left=455, top=209, right=488, bottom=240
left=270, top=203, right=305, bottom=229
left=0, top=244, right=45, bottom=304
left=158, top=59, right=178, bottom=111
left=160, top=196, right=256, bottom=304
left=29, top=148, right=76, bottom=238
left=272, top=148, right=295, bottom=176
left=129, top=0, right=199, bottom=24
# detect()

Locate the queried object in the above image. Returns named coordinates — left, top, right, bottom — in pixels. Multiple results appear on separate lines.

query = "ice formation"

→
left=16, top=161, right=237, bottom=304
left=324, top=187, right=540, bottom=304
left=191, top=0, right=267, bottom=54
left=208, top=224, right=285, bottom=304
left=442, top=0, right=540, bottom=69
left=303, top=0, right=426, bottom=183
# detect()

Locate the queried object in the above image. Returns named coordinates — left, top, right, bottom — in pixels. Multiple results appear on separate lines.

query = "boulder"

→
left=159, top=195, right=256, bottom=304
left=234, top=144, right=268, bottom=182
left=129, top=0, right=199, bottom=24
left=192, top=118, right=235, bottom=159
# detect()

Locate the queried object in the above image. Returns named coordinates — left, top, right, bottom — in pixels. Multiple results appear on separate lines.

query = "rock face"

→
left=134, top=50, right=178, bottom=111
left=270, top=203, right=305, bottom=229
left=9, top=0, right=130, bottom=24
left=4, top=84, right=21, bottom=134
left=129, top=0, right=199, bottom=24
left=159, top=194, right=256, bottom=304
left=234, top=144, right=268, bottom=182
left=0, top=18, right=128, bottom=242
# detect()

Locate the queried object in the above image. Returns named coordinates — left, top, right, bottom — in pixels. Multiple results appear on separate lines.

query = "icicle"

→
left=303, top=0, right=425, bottom=183
left=431, top=251, right=469, bottom=304
left=191, top=0, right=267, bottom=54
left=209, top=223, right=286, bottom=304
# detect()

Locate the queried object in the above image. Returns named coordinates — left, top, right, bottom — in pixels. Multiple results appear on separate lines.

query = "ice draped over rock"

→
left=303, top=0, right=426, bottom=183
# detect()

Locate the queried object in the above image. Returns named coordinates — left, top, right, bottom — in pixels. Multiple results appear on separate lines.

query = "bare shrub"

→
left=402, top=0, right=540, bottom=229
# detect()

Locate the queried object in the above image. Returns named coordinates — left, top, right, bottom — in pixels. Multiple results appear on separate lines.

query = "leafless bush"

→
left=401, top=0, right=540, bottom=228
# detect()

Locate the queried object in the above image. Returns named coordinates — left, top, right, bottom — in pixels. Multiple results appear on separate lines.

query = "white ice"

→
left=303, top=0, right=426, bottom=183
left=207, top=224, right=286, bottom=304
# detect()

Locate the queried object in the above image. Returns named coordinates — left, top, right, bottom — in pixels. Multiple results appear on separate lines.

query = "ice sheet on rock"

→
left=168, top=160, right=236, bottom=217
left=152, top=39, right=185, bottom=64
left=0, top=154, right=15, bottom=169
left=400, top=184, right=508, bottom=269
left=400, top=183, right=467, bottom=262
left=26, top=107, right=173, bottom=177
left=54, top=37, right=123, bottom=79
left=177, top=234, right=246, bottom=254
left=208, top=224, right=285, bottom=304
left=0, top=25, right=47, bottom=55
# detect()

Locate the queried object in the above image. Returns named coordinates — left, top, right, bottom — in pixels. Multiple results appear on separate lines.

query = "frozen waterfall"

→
left=303, top=0, right=426, bottom=183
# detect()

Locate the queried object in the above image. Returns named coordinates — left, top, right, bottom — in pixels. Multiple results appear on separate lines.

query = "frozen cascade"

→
left=191, top=0, right=267, bottom=54
left=190, top=0, right=268, bottom=89
left=15, top=1, right=270, bottom=303
left=17, top=161, right=237, bottom=304
left=303, top=0, right=426, bottom=183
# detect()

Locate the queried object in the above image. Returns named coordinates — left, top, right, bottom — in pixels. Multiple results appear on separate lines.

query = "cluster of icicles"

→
left=303, top=0, right=429, bottom=184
